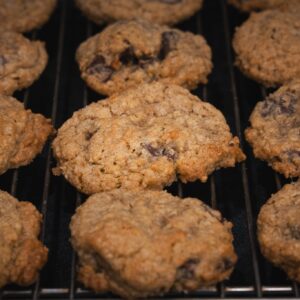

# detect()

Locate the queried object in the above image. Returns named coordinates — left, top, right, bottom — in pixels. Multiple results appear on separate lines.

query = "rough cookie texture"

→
left=0, top=31, right=48, bottom=95
left=228, top=0, right=285, bottom=12
left=258, top=180, right=300, bottom=282
left=52, top=83, right=245, bottom=194
left=70, top=189, right=237, bottom=298
left=0, top=95, right=53, bottom=175
left=76, top=19, right=212, bottom=96
left=233, top=9, right=300, bottom=87
left=0, top=0, right=57, bottom=33
left=245, top=80, right=300, bottom=178
left=0, top=190, right=48, bottom=288
left=75, top=0, right=203, bottom=26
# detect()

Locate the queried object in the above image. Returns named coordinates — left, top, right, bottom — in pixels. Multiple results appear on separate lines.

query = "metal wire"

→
left=2, top=0, right=300, bottom=299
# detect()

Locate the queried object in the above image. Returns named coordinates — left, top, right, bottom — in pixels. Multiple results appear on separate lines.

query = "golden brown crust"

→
left=0, top=0, right=57, bottom=33
left=0, top=95, right=54, bottom=175
left=75, top=0, right=203, bottom=26
left=258, top=180, right=300, bottom=282
left=228, top=0, right=285, bottom=12
left=0, top=31, right=48, bottom=95
left=71, top=189, right=237, bottom=298
left=0, top=190, right=48, bottom=288
left=76, top=19, right=212, bottom=96
left=52, top=83, right=245, bottom=194
left=245, top=80, right=300, bottom=178
left=233, top=10, right=300, bottom=87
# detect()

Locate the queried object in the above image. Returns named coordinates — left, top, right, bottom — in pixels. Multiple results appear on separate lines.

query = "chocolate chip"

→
left=142, top=143, right=177, bottom=160
left=287, top=225, right=300, bottom=240
left=0, top=55, right=7, bottom=66
left=176, top=259, right=199, bottom=280
left=86, top=55, right=114, bottom=82
left=119, top=46, right=138, bottom=65
left=158, top=31, right=179, bottom=60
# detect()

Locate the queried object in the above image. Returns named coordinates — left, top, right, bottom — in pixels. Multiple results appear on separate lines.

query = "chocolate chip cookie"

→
left=0, top=94, right=53, bottom=175
left=257, top=180, right=300, bottom=282
left=0, top=0, right=57, bottom=33
left=70, top=189, right=237, bottom=298
left=245, top=80, right=300, bottom=178
left=233, top=9, right=300, bottom=87
left=75, top=0, right=203, bottom=26
left=76, top=19, right=212, bottom=96
left=0, top=31, right=48, bottom=95
left=52, top=83, right=245, bottom=194
left=0, top=189, right=48, bottom=288
left=228, top=0, right=285, bottom=12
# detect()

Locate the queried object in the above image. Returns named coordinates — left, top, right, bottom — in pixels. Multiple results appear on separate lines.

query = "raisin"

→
left=158, top=31, right=179, bottom=60
left=142, top=143, right=177, bottom=160
left=216, top=258, right=235, bottom=272
left=176, top=259, right=199, bottom=280
left=86, top=55, right=114, bottom=82
left=261, top=92, right=297, bottom=117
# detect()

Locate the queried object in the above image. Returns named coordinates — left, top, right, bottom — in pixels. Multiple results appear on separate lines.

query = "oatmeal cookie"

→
left=0, top=189, right=48, bottom=288
left=52, top=82, right=245, bottom=194
left=76, top=19, right=212, bottom=96
left=70, top=189, right=237, bottom=298
left=245, top=80, right=300, bottom=178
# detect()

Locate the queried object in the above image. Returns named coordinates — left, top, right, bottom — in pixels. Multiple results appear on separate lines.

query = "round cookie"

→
left=245, top=80, right=300, bottom=178
left=70, top=189, right=237, bottom=298
left=0, top=31, right=48, bottom=95
left=257, top=180, right=300, bottom=282
left=233, top=9, right=300, bottom=87
left=52, top=83, right=245, bottom=194
left=75, top=0, right=203, bottom=26
left=228, top=0, right=285, bottom=12
left=0, top=0, right=57, bottom=33
left=0, top=189, right=48, bottom=288
left=0, top=94, right=53, bottom=175
left=76, top=19, right=212, bottom=96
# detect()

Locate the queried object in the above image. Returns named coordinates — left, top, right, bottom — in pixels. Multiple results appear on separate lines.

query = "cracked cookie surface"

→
left=0, top=189, right=48, bottom=288
left=75, top=0, right=203, bottom=26
left=76, top=19, right=212, bottom=96
left=70, top=189, right=237, bottom=298
left=258, top=180, right=300, bottom=282
left=0, top=0, right=57, bottom=33
left=233, top=9, right=300, bottom=87
left=52, top=83, right=245, bottom=194
left=245, top=80, right=300, bottom=178
left=0, top=95, right=53, bottom=175
left=0, top=31, right=48, bottom=95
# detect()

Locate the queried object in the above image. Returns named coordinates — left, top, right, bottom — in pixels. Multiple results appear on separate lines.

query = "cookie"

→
left=245, top=80, right=300, bottom=178
left=0, top=0, right=57, bottom=33
left=52, top=83, right=245, bottom=195
left=75, top=0, right=203, bottom=26
left=0, top=31, right=48, bottom=95
left=76, top=19, right=212, bottom=96
left=0, top=94, right=53, bottom=175
left=0, top=189, right=48, bottom=288
left=233, top=9, right=300, bottom=87
left=70, top=189, right=237, bottom=298
left=228, top=0, right=285, bottom=12
left=257, top=180, right=300, bottom=282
